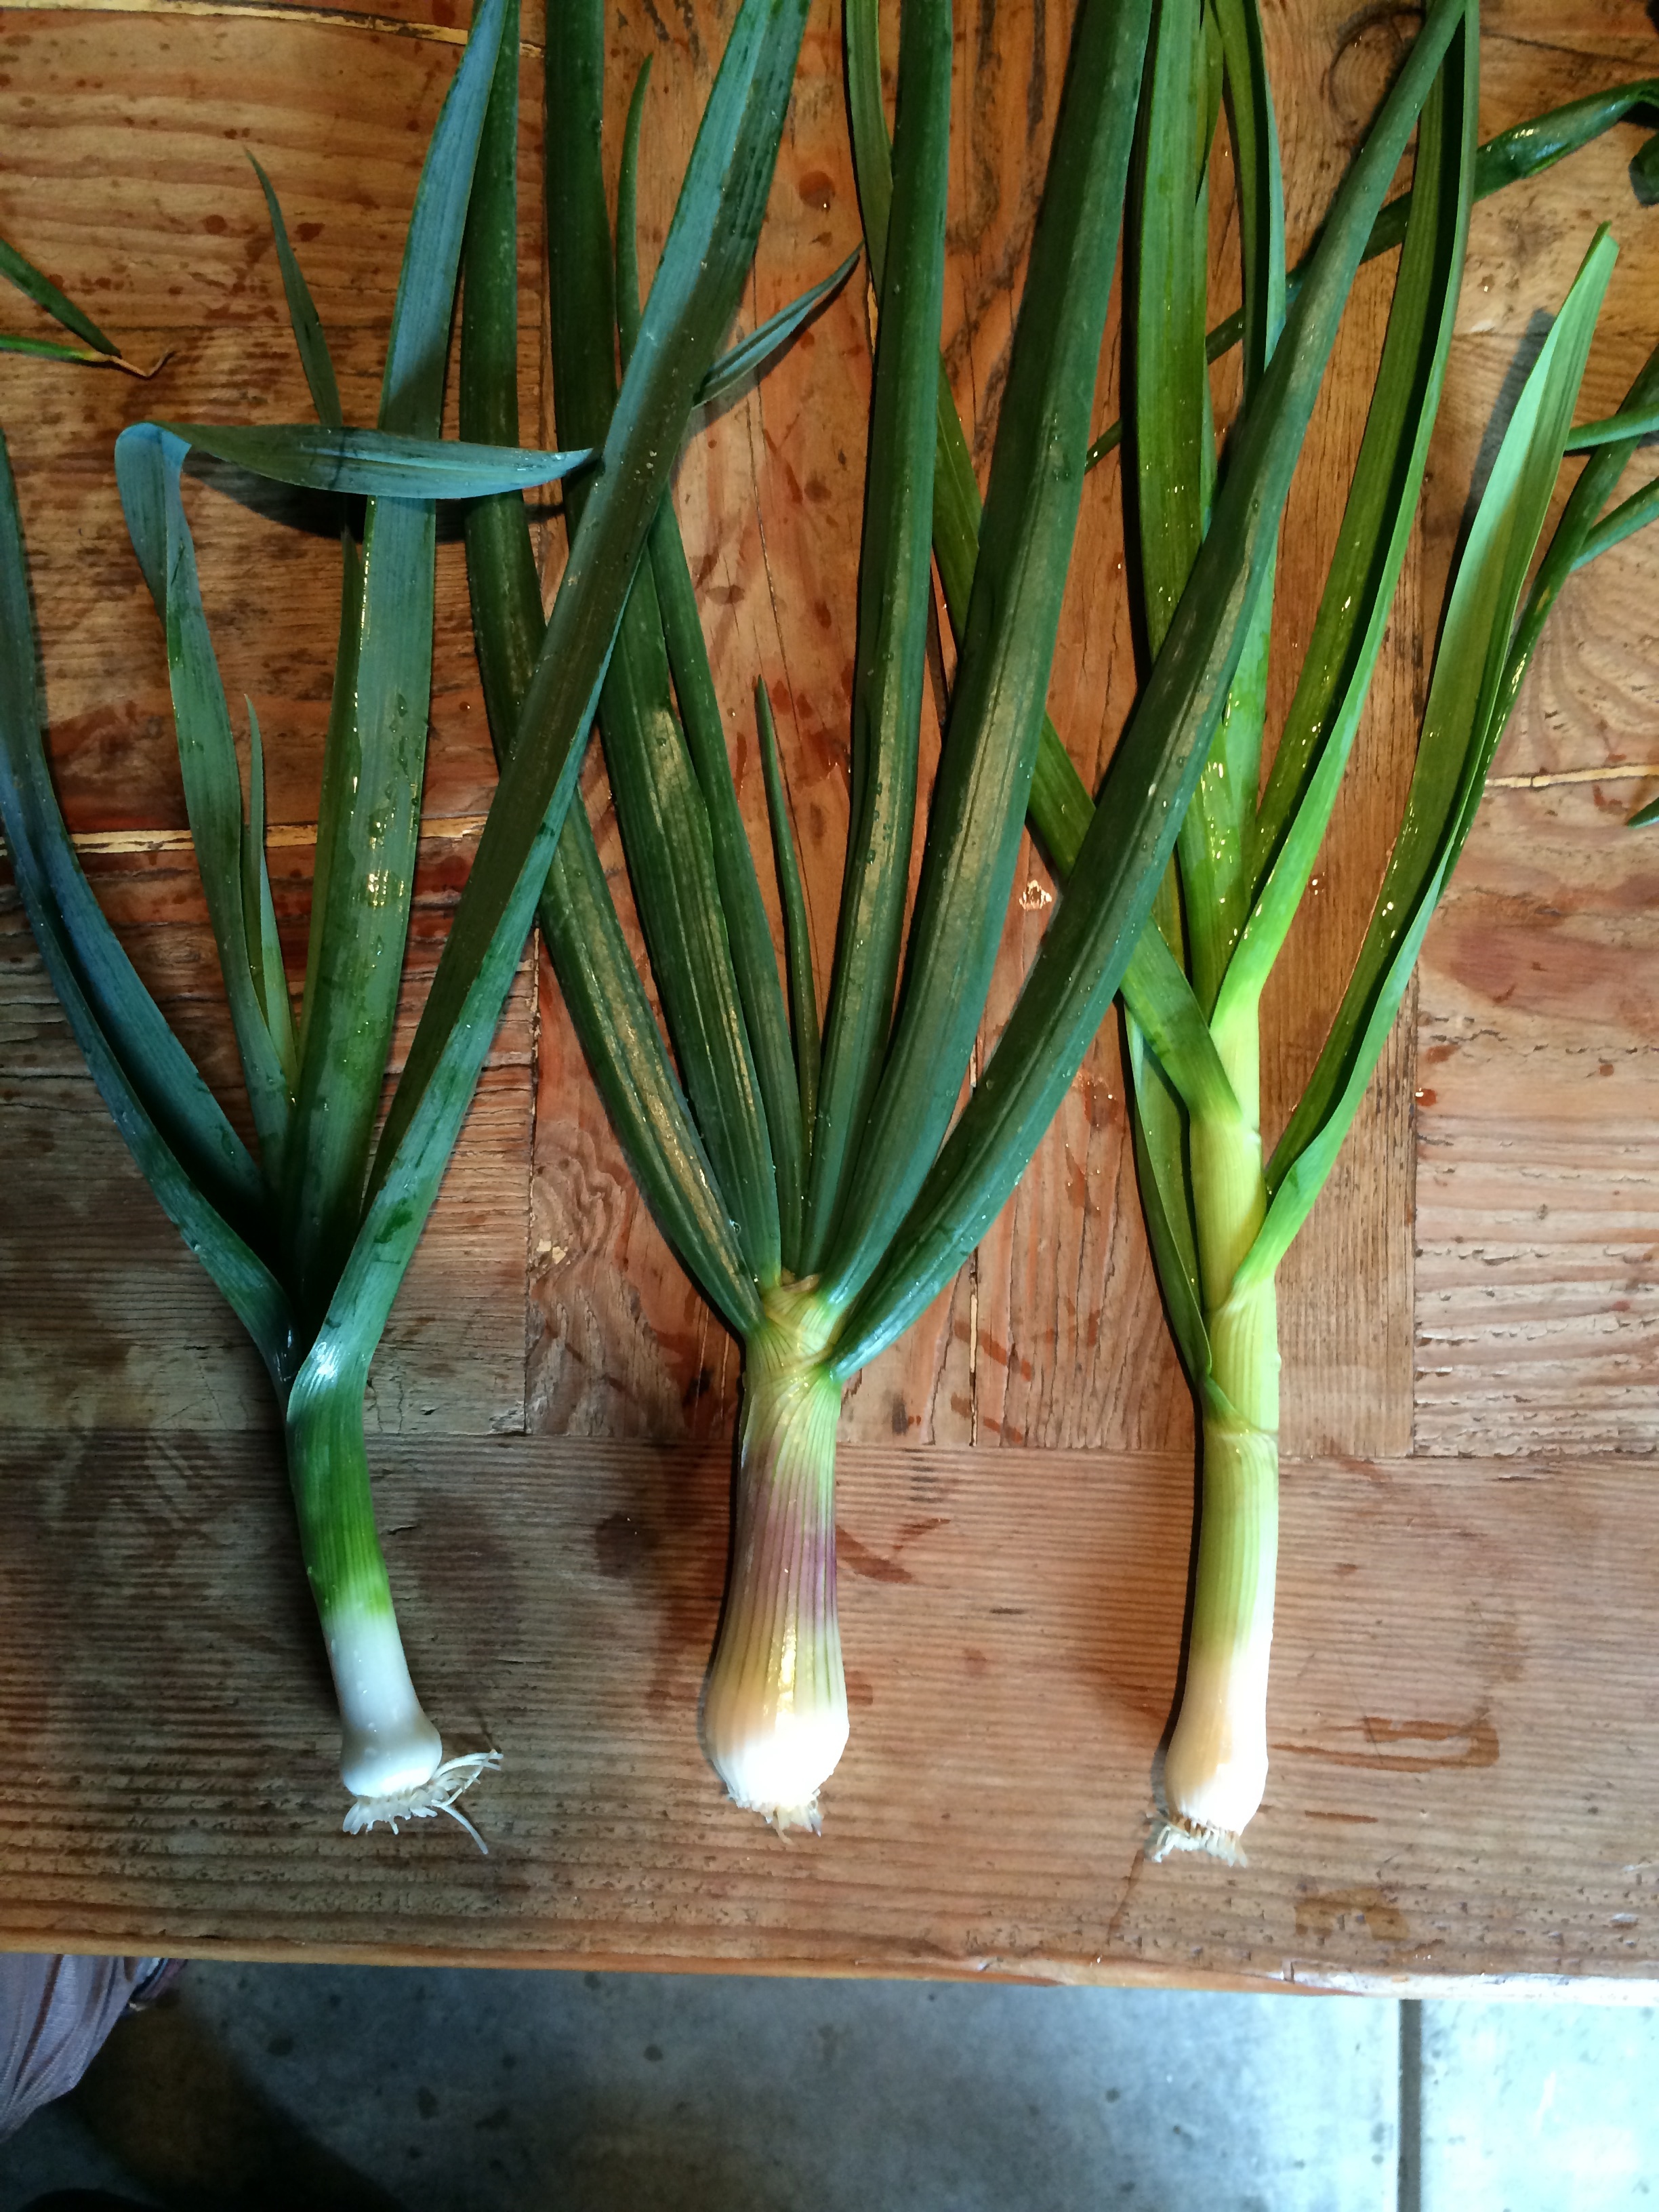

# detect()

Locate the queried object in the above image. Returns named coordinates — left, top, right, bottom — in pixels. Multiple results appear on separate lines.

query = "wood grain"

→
left=1415, top=770, right=1659, bottom=1456
left=2, top=1427, right=1657, bottom=1994
left=1411, top=0, right=1659, bottom=1456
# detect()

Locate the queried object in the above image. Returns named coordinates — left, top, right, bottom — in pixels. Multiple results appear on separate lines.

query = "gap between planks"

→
left=0, top=0, right=543, bottom=50
left=10, top=769, right=1658, bottom=864
left=0, top=816, right=491, bottom=857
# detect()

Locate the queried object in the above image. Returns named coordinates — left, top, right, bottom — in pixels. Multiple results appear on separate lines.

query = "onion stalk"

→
left=457, top=0, right=1154, bottom=1826
left=848, top=0, right=1659, bottom=1860
left=1, top=0, right=817, bottom=1835
left=844, top=0, right=1659, bottom=1866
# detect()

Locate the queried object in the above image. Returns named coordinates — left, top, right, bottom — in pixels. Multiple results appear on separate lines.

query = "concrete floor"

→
left=0, top=1964, right=1653, bottom=2209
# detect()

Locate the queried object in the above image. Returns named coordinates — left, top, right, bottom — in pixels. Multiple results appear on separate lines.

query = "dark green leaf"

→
left=818, top=0, right=1155, bottom=1319
left=653, top=506, right=806, bottom=1270
left=755, top=678, right=819, bottom=1149
left=285, top=0, right=508, bottom=1322
left=540, top=805, right=764, bottom=1335
left=115, top=424, right=293, bottom=1183
left=247, top=157, right=344, bottom=429
left=616, top=56, right=653, bottom=371
left=0, top=432, right=295, bottom=1386
left=1212, top=0, right=1285, bottom=397
left=593, top=570, right=784, bottom=1286
left=1132, top=0, right=1212, bottom=659
left=1565, top=401, right=1659, bottom=448
left=0, top=232, right=118, bottom=354
left=240, top=698, right=299, bottom=1088
left=801, top=0, right=951, bottom=1275
left=1085, top=75, right=1659, bottom=473
left=556, top=9, right=781, bottom=1290
left=1216, top=26, right=1474, bottom=1056
left=693, top=249, right=861, bottom=410
left=457, top=0, right=762, bottom=1334
left=844, top=0, right=1225, bottom=1125
left=1133, top=0, right=1250, bottom=1017
left=159, top=421, right=592, bottom=497
left=359, top=0, right=812, bottom=1370
left=612, top=38, right=802, bottom=1267
left=831, top=0, right=1467, bottom=1378
left=1259, top=228, right=1618, bottom=1249
left=1125, top=1017, right=1210, bottom=1391
left=0, top=332, right=113, bottom=366
left=1576, top=469, right=1659, bottom=568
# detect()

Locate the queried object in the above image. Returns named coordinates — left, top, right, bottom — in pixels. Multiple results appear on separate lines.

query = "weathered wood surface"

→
left=3, top=1428, right=1657, bottom=1994
left=1414, top=0, right=1659, bottom=1454
left=2, top=0, right=1659, bottom=1984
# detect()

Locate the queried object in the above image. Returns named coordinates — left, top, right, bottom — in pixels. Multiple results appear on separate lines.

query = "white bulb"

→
left=327, top=1605, right=443, bottom=1799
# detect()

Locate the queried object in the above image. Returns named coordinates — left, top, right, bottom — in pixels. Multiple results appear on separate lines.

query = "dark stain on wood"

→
left=1277, top=1712, right=1499, bottom=1772
left=593, top=1510, right=660, bottom=1580
left=1295, top=1886, right=1410, bottom=1944
left=837, top=1531, right=915, bottom=1586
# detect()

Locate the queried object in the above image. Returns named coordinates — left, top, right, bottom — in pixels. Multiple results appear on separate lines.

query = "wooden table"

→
left=3, top=0, right=1658, bottom=1993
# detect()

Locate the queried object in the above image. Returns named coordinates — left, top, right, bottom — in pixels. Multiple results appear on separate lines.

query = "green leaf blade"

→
left=285, top=0, right=508, bottom=1321
left=455, top=5, right=762, bottom=1334
left=155, top=422, right=592, bottom=499
left=115, top=424, right=293, bottom=1185
left=693, top=249, right=861, bottom=411
left=1217, top=23, right=1475, bottom=1044
left=0, top=232, right=119, bottom=354
left=819, top=0, right=1155, bottom=1318
left=755, top=678, right=819, bottom=1147
left=831, top=0, right=1467, bottom=1378
left=247, top=157, right=345, bottom=429
left=1265, top=224, right=1620, bottom=1208
left=801, top=0, right=952, bottom=1274
left=653, top=504, right=806, bottom=1271
left=561, top=9, right=782, bottom=1290
left=359, top=0, right=813, bottom=1368
left=0, top=432, right=295, bottom=1383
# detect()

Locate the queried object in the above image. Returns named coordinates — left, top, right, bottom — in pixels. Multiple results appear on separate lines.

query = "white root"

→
left=1148, top=1814, right=1248, bottom=1868
left=342, top=1749, right=503, bottom=1852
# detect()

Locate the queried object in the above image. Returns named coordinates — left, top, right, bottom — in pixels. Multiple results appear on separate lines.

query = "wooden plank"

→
left=1, top=1428, right=1656, bottom=1990
left=1410, top=0, right=1659, bottom=1452
left=1416, top=773, right=1659, bottom=1455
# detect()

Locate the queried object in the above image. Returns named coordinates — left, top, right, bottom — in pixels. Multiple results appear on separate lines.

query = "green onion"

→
left=477, top=0, right=1513, bottom=1831
left=832, top=0, right=1469, bottom=1382
left=832, top=0, right=1659, bottom=1860
left=1, top=0, right=815, bottom=1839
left=455, top=0, right=1150, bottom=1825
left=870, top=0, right=1656, bottom=1859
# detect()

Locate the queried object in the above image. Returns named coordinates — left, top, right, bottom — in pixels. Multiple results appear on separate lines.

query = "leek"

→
left=840, top=0, right=1659, bottom=1861
left=496, top=0, right=1500, bottom=1832
left=453, top=0, right=1151, bottom=1827
left=0, top=0, right=814, bottom=1837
